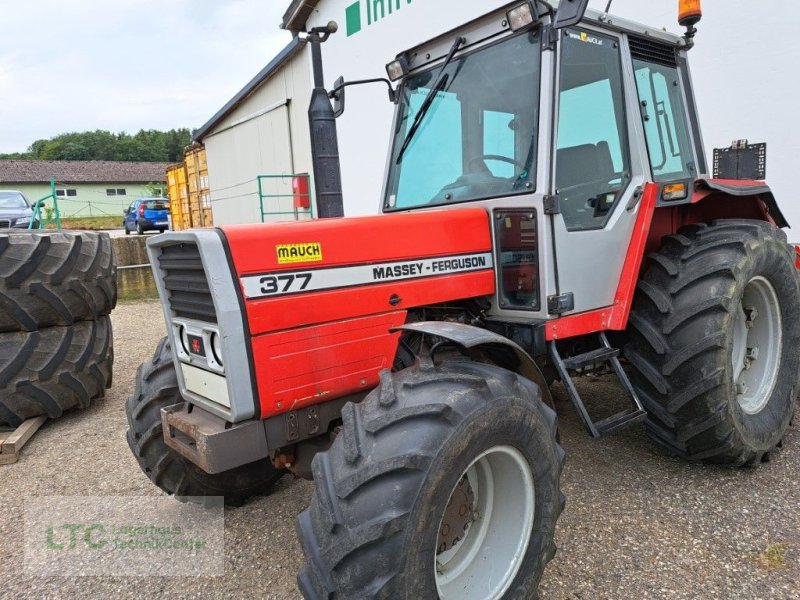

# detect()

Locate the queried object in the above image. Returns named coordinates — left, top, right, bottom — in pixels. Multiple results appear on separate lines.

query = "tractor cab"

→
left=379, top=1, right=705, bottom=319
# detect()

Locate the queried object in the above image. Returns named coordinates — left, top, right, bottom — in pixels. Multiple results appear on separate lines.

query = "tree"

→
left=0, top=129, right=193, bottom=162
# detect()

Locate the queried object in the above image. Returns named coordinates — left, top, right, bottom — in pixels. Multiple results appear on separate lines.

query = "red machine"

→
left=127, top=2, right=799, bottom=599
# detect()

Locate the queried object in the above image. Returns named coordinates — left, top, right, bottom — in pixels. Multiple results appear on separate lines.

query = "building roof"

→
left=282, top=0, right=321, bottom=32
left=193, top=38, right=305, bottom=142
left=0, top=160, right=170, bottom=184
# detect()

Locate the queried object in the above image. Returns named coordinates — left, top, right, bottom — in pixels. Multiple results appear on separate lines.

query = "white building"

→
left=197, top=0, right=800, bottom=233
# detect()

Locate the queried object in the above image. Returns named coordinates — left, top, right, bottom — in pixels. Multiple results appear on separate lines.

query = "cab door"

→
left=549, top=27, right=650, bottom=315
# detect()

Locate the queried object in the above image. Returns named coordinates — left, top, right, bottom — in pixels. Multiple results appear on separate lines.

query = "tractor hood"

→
left=221, top=207, right=496, bottom=336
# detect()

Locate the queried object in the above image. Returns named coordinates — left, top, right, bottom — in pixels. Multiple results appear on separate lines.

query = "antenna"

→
left=604, top=0, right=613, bottom=14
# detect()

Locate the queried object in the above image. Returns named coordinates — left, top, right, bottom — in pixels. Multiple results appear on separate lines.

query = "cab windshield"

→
left=385, top=31, right=541, bottom=210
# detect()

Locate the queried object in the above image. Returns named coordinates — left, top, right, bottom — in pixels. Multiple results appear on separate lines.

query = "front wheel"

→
left=297, top=360, right=565, bottom=600
left=626, top=220, right=800, bottom=465
left=126, top=337, right=284, bottom=506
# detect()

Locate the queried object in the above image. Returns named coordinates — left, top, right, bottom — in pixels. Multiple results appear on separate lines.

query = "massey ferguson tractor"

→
left=126, top=0, right=800, bottom=597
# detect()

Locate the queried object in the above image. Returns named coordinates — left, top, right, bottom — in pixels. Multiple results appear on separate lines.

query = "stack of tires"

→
left=0, top=232, right=116, bottom=427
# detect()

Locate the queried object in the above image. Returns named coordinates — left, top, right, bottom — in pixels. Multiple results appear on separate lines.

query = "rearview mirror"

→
left=553, top=0, right=590, bottom=29
left=332, top=76, right=345, bottom=118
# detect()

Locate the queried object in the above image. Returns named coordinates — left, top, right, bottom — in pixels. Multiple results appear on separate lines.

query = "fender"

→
left=393, top=321, right=555, bottom=408
left=691, top=178, right=789, bottom=229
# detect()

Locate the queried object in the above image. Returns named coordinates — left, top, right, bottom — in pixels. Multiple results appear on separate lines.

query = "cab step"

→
left=549, top=332, right=646, bottom=438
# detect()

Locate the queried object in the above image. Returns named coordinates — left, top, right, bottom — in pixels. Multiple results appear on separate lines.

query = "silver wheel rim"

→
left=732, top=276, right=783, bottom=415
left=434, top=445, right=535, bottom=600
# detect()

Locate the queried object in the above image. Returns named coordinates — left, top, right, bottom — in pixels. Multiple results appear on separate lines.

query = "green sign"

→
left=346, top=0, right=414, bottom=37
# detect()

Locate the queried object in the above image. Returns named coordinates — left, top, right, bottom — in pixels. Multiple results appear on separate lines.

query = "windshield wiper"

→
left=396, top=36, right=466, bottom=164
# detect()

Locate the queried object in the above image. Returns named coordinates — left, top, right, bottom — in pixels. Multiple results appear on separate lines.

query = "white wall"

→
left=302, top=0, right=800, bottom=232
left=205, top=44, right=314, bottom=225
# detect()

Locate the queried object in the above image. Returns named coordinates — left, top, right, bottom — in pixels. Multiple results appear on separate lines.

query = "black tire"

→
left=626, top=220, right=800, bottom=465
left=124, top=222, right=130, bottom=235
left=0, top=317, right=114, bottom=427
left=297, top=360, right=565, bottom=600
left=126, top=337, right=284, bottom=506
left=136, top=221, right=144, bottom=235
left=0, top=231, right=117, bottom=333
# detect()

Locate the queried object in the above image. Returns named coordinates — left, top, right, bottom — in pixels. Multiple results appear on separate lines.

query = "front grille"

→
left=157, top=243, right=217, bottom=323
left=629, top=37, right=678, bottom=68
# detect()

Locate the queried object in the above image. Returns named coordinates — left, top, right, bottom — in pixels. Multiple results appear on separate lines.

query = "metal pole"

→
left=258, top=176, right=265, bottom=223
left=52, top=178, right=62, bottom=230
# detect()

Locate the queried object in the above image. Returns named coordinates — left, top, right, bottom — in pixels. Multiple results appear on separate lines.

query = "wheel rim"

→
left=434, top=445, right=535, bottom=600
left=731, top=276, right=783, bottom=415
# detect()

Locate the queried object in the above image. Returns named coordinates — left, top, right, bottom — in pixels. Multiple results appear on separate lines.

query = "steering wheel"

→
left=468, top=154, right=527, bottom=172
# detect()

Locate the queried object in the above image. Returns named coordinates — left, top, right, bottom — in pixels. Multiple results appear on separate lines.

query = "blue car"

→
left=123, top=198, right=170, bottom=235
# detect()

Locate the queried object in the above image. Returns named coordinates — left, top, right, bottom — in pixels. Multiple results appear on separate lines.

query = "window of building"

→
left=106, top=189, right=117, bottom=196
left=56, top=189, right=77, bottom=197
left=117, top=188, right=127, bottom=196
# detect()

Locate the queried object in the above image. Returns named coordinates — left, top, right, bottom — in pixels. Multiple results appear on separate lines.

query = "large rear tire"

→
left=125, top=337, right=284, bottom=506
left=0, top=232, right=116, bottom=333
left=297, top=360, right=565, bottom=600
left=0, top=317, right=114, bottom=427
left=626, top=220, right=800, bottom=465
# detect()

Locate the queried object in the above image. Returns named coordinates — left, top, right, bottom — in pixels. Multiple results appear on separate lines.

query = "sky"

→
left=0, top=0, right=294, bottom=153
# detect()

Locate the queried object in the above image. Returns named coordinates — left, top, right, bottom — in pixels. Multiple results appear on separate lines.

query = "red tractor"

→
left=127, top=1, right=799, bottom=598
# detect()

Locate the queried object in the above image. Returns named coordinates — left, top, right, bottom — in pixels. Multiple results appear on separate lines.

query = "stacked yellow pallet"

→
left=165, top=144, right=213, bottom=231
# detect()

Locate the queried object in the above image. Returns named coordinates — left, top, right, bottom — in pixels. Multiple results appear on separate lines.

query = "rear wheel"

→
left=124, top=222, right=130, bottom=235
left=297, top=360, right=565, bottom=600
left=626, top=220, right=800, bottom=465
left=136, top=221, right=144, bottom=235
left=126, top=337, right=284, bottom=506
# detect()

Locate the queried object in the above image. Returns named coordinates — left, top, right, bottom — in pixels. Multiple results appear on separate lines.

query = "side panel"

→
left=546, top=182, right=658, bottom=340
left=252, top=311, right=406, bottom=417
left=222, top=208, right=496, bottom=419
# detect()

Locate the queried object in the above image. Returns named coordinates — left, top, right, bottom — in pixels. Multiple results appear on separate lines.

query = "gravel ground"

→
left=1, top=300, right=798, bottom=599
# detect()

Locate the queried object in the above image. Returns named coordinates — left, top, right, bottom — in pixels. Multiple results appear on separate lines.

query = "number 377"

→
left=259, top=273, right=312, bottom=295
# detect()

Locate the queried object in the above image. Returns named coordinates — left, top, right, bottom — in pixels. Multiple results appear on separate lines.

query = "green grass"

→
left=755, top=542, right=788, bottom=570
left=44, top=216, right=122, bottom=231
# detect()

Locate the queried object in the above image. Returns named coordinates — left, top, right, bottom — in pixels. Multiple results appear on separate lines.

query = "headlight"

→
left=15, top=217, right=31, bottom=226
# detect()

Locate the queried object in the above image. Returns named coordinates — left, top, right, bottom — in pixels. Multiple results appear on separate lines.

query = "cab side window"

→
left=556, top=30, right=631, bottom=231
left=631, top=43, right=696, bottom=182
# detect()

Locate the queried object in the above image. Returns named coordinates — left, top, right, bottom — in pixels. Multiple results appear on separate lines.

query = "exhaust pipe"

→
left=306, top=22, right=344, bottom=219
